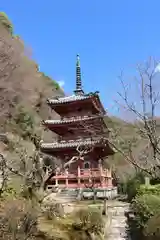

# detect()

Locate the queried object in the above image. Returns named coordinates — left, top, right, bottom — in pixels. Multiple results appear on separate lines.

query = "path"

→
left=105, top=201, right=130, bottom=240
left=44, top=193, right=130, bottom=239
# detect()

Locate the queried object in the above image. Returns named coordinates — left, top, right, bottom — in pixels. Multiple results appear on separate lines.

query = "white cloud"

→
left=155, top=63, right=160, bottom=73
left=57, top=80, right=65, bottom=88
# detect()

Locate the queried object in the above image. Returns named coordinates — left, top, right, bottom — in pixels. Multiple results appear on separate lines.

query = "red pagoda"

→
left=40, top=55, right=115, bottom=192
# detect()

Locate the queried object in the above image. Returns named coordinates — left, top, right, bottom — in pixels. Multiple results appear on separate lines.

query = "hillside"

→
left=104, top=116, right=139, bottom=179
left=0, top=12, right=151, bottom=182
left=0, top=12, right=64, bottom=167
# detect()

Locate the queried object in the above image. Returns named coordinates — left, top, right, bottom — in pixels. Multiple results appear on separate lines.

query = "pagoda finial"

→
left=74, top=54, right=84, bottom=95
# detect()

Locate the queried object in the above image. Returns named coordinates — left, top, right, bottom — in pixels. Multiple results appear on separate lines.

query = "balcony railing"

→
left=53, top=168, right=112, bottom=179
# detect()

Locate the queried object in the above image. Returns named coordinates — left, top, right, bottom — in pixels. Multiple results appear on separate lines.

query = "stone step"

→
left=105, top=202, right=130, bottom=240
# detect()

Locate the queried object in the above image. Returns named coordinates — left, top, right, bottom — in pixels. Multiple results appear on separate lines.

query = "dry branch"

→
left=115, top=57, right=160, bottom=178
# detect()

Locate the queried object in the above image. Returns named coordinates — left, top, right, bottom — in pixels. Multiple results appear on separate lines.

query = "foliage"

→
left=137, top=184, right=160, bottom=196
left=130, top=184, right=160, bottom=238
left=119, top=172, right=144, bottom=201
left=0, top=12, right=13, bottom=35
left=131, top=194, right=160, bottom=229
left=72, top=207, right=104, bottom=234
left=0, top=185, right=18, bottom=200
left=143, top=213, right=160, bottom=239
left=38, top=207, right=105, bottom=240
left=12, top=105, right=35, bottom=139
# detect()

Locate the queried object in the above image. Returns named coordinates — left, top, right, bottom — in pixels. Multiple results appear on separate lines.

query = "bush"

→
left=13, top=106, right=35, bottom=139
left=72, top=207, right=104, bottom=231
left=137, top=184, right=160, bottom=196
left=70, top=207, right=104, bottom=239
left=131, top=194, right=160, bottom=229
left=144, top=213, right=160, bottom=239
left=38, top=207, right=104, bottom=240
left=125, top=172, right=144, bottom=202
left=44, top=202, right=64, bottom=220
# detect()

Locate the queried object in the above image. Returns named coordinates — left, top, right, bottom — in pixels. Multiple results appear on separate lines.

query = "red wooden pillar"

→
left=55, top=169, right=59, bottom=185
left=98, top=159, right=104, bottom=187
left=65, top=169, right=68, bottom=187
left=106, top=168, right=112, bottom=187
left=77, top=165, right=81, bottom=187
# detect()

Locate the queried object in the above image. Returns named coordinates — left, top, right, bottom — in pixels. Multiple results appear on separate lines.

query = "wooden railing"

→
left=53, top=168, right=112, bottom=179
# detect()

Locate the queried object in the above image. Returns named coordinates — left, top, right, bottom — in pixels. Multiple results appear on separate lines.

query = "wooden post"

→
left=55, top=174, right=58, bottom=186
left=98, top=159, right=103, bottom=175
left=65, top=169, right=68, bottom=187
left=78, top=165, right=81, bottom=186
left=102, top=198, right=107, bottom=216
left=55, top=167, right=60, bottom=186
left=107, top=168, right=112, bottom=187
left=107, top=178, right=112, bottom=187
left=98, top=159, right=104, bottom=187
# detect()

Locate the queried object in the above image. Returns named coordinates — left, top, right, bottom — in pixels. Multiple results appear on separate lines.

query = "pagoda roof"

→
left=40, top=137, right=115, bottom=155
left=43, top=115, right=103, bottom=125
left=41, top=138, right=101, bottom=149
left=47, top=92, right=106, bottom=115
left=47, top=94, right=89, bottom=105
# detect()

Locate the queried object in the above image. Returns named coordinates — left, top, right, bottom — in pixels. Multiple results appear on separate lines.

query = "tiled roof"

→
left=47, top=94, right=91, bottom=104
left=40, top=138, right=105, bottom=150
left=43, top=115, right=100, bottom=125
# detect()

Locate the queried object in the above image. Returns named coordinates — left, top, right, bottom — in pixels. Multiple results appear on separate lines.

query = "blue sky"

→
left=1, top=1, right=160, bottom=115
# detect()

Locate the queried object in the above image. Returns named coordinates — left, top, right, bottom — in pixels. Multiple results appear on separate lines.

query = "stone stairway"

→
left=105, top=202, right=130, bottom=240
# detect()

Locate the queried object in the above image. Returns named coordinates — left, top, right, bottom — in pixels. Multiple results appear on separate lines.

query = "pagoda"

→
left=40, top=55, right=115, bottom=192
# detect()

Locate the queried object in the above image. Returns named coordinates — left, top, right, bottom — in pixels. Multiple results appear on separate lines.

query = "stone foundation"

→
left=82, top=187, right=118, bottom=199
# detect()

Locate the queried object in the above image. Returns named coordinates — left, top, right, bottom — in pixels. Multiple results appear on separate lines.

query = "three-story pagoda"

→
left=40, top=55, right=115, bottom=190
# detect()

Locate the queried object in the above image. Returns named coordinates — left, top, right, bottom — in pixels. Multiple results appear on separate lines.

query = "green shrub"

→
left=131, top=194, right=160, bottom=229
left=70, top=207, right=104, bottom=239
left=0, top=186, right=18, bottom=200
left=151, top=178, right=160, bottom=185
left=144, top=213, right=160, bottom=239
left=13, top=106, right=34, bottom=139
left=125, top=172, right=144, bottom=202
left=137, top=184, right=160, bottom=196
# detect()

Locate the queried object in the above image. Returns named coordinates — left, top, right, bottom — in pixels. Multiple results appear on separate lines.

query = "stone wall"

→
left=82, top=187, right=118, bottom=199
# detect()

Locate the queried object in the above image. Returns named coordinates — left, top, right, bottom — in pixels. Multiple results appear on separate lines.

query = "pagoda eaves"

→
left=47, top=92, right=106, bottom=115
left=40, top=137, right=115, bottom=156
left=42, top=115, right=109, bottom=136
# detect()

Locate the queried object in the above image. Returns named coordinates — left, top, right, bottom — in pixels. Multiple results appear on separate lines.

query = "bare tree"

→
left=0, top=37, right=19, bottom=80
left=64, top=144, right=94, bottom=168
left=0, top=198, right=38, bottom=240
left=0, top=28, right=25, bottom=126
left=0, top=146, right=53, bottom=202
left=113, top=57, right=160, bottom=178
